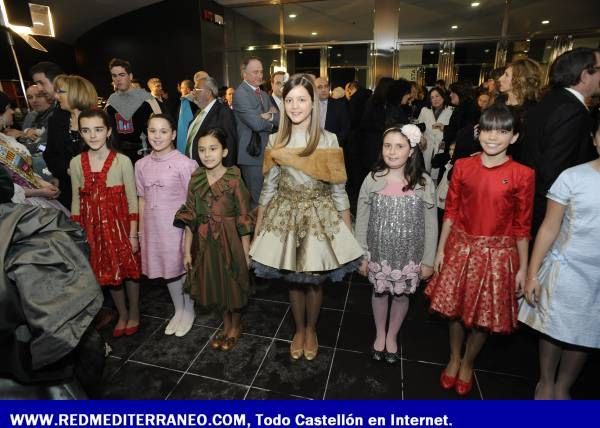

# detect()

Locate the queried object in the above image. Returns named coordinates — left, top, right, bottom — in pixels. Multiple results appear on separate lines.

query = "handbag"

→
left=246, top=131, right=262, bottom=157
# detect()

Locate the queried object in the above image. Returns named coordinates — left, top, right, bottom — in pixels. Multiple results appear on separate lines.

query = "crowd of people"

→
left=0, top=46, right=599, bottom=399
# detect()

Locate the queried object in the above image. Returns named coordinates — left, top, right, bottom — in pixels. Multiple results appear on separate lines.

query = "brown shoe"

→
left=220, top=335, right=239, bottom=352
left=210, top=332, right=226, bottom=350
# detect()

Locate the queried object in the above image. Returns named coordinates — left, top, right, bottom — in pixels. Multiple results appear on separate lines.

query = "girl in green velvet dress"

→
left=174, top=127, right=253, bottom=351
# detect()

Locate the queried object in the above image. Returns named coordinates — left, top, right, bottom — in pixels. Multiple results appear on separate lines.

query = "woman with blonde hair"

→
left=251, top=74, right=363, bottom=361
left=498, top=58, right=542, bottom=161
left=45, top=75, right=98, bottom=208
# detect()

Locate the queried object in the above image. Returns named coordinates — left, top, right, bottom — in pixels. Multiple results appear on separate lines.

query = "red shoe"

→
left=124, top=323, right=140, bottom=336
left=455, top=377, right=473, bottom=396
left=112, top=326, right=126, bottom=338
left=440, top=369, right=457, bottom=390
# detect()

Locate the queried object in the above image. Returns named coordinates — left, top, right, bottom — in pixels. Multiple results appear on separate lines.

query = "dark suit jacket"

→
left=187, top=100, right=238, bottom=167
left=522, top=88, right=595, bottom=235
left=43, top=107, right=77, bottom=209
left=324, top=98, right=351, bottom=146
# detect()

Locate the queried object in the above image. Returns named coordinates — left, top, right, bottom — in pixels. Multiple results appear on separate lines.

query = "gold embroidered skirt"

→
left=250, top=174, right=363, bottom=280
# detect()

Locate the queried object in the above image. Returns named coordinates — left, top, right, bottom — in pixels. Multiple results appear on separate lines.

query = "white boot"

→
left=165, top=277, right=185, bottom=335
left=175, top=292, right=195, bottom=337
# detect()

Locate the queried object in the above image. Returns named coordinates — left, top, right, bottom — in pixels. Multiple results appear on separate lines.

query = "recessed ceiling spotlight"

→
left=430, top=50, right=435, bottom=54
left=311, top=32, right=318, bottom=36
left=288, top=14, right=297, bottom=18
left=451, top=25, right=458, bottom=29
left=298, top=51, right=304, bottom=55
left=526, top=38, right=531, bottom=42
left=541, top=20, right=550, bottom=24
left=471, top=2, right=480, bottom=7
left=336, top=53, right=342, bottom=57
left=524, top=50, right=529, bottom=53
left=439, top=49, right=443, bottom=53
left=484, top=49, right=490, bottom=53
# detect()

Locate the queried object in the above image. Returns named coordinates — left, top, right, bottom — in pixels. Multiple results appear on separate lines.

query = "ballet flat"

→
left=290, top=343, right=304, bottom=360
left=455, top=377, right=473, bottom=396
left=439, top=369, right=457, bottom=390
left=303, top=337, right=318, bottom=361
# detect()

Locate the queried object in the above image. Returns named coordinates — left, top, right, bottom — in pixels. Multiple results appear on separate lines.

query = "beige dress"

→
left=250, top=130, right=364, bottom=283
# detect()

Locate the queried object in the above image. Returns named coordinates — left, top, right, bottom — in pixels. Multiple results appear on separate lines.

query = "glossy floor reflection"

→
left=98, top=274, right=599, bottom=400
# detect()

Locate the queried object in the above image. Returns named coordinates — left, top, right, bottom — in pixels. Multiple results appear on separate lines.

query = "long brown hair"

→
left=273, top=73, right=322, bottom=157
left=507, top=58, right=542, bottom=105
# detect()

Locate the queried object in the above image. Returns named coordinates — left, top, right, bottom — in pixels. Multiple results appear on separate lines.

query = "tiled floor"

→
left=98, top=274, right=599, bottom=400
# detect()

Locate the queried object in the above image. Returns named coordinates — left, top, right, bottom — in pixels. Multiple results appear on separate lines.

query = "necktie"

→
left=255, top=88, right=261, bottom=96
left=186, top=110, right=205, bottom=157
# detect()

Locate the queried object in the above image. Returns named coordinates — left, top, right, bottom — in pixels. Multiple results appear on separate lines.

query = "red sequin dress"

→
left=73, top=151, right=140, bottom=286
left=424, top=154, right=534, bottom=333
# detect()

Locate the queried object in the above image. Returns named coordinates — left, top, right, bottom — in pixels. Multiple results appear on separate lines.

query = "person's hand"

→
left=23, top=128, right=41, bottom=140
left=129, top=237, right=139, bottom=254
left=358, top=258, right=368, bottom=276
left=433, top=251, right=444, bottom=273
left=184, top=253, right=193, bottom=271
left=432, top=123, right=444, bottom=131
left=420, top=264, right=434, bottom=280
left=515, top=268, right=526, bottom=298
left=245, top=254, right=251, bottom=269
left=4, top=128, right=22, bottom=138
left=38, top=180, right=60, bottom=199
left=260, top=112, right=271, bottom=120
left=524, top=275, right=540, bottom=306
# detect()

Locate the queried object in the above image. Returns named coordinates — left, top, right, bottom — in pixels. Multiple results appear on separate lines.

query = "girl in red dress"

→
left=70, top=110, right=141, bottom=338
left=424, top=104, right=534, bottom=395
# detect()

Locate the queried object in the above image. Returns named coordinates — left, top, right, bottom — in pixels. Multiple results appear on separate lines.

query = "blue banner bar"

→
left=0, top=401, right=597, bottom=428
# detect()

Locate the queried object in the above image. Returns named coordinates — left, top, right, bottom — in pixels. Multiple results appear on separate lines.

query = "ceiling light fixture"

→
left=288, top=14, right=296, bottom=18
left=471, top=2, right=480, bottom=7
left=451, top=25, right=458, bottom=29
left=311, top=32, right=317, bottom=36
left=526, top=38, right=531, bottom=42
left=541, top=20, right=550, bottom=24
left=430, top=50, right=435, bottom=54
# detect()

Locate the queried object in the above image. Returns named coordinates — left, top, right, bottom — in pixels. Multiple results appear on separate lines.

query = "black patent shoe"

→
left=371, top=347, right=384, bottom=362
left=384, top=351, right=401, bottom=364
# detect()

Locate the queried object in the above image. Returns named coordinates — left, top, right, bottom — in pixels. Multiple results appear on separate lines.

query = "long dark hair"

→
left=78, top=109, right=116, bottom=151
left=371, top=125, right=426, bottom=191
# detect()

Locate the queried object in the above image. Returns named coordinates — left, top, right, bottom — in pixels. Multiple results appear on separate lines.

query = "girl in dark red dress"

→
left=425, top=104, right=534, bottom=395
left=70, top=110, right=141, bottom=337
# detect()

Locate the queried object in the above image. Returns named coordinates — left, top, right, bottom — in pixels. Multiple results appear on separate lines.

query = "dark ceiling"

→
left=31, top=0, right=600, bottom=45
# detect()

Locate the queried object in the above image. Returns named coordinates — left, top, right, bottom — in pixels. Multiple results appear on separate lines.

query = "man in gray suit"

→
left=233, top=56, right=279, bottom=207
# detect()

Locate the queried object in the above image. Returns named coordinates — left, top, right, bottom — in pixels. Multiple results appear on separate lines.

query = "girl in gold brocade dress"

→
left=251, top=74, right=364, bottom=361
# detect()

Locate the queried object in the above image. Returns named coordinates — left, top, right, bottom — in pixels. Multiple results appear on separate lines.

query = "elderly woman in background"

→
left=44, top=75, right=98, bottom=209
left=0, top=91, right=67, bottom=213
left=418, top=87, right=454, bottom=175
left=498, top=58, right=542, bottom=162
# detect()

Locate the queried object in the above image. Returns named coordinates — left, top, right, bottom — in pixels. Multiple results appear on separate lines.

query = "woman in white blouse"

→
left=417, top=87, right=453, bottom=176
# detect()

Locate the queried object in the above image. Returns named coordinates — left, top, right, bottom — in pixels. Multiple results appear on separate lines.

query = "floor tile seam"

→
left=250, top=297, right=344, bottom=313
left=474, top=371, right=483, bottom=400
left=322, top=275, right=353, bottom=399
left=125, top=359, right=187, bottom=374
left=183, top=372, right=253, bottom=390
left=401, top=358, right=533, bottom=381
left=164, top=321, right=224, bottom=400
left=243, top=305, right=291, bottom=400
left=119, top=318, right=167, bottom=368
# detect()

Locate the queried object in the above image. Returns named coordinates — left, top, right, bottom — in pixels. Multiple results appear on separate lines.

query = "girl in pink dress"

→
left=135, top=114, right=198, bottom=337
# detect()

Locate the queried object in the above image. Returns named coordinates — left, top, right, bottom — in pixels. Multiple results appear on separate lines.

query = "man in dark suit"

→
left=233, top=57, right=279, bottom=206
left=315, top=77, right=351, bottom=146
left=184, top=77, right=237, bottom=167
left=522, top=47, right=600, bottom=236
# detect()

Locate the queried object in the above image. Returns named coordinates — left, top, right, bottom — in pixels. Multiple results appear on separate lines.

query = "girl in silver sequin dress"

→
left=355, top=125, right=438, bottom=364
